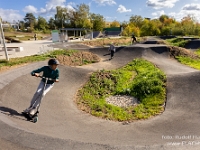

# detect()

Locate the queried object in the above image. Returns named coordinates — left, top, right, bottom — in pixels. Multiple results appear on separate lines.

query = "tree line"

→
left=122, top=15, right=200, bottom=37
left=9, top=3, right=200, bottom=36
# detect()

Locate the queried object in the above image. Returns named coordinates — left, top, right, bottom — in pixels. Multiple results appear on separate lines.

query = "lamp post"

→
left=0, top=17, right=9, bottom=61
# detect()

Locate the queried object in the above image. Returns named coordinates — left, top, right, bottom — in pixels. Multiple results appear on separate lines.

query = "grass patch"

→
left=77, top=59, right=166, bottom=121
left=0, top=49, right=97, bottom=70
left=176, top=49, right=200, bottom=69
left=176, top=56, right=200, bottom=70
left=194, top=49, right=200, bottom=57
left=166, top=38, right=189, bottom=47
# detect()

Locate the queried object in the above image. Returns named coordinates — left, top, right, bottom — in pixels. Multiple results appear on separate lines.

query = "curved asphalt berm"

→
left=0, top=44, right=200, bottom=150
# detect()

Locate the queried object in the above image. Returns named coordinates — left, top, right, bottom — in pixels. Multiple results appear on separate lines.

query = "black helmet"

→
left=48, top=59, right=60, bottom=65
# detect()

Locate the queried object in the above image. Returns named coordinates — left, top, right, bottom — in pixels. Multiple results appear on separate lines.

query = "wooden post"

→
left=0, top=18, right=9, bottom=61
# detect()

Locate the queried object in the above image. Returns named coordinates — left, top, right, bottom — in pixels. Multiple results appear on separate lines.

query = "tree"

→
left=110, top=20, right=120, bottom=27
left=24, top=13, right=36, bottom=31
left=120, top=21, right=129, bottom=29
left=90, top=13, right=105, bottom=31
left=48, top=17, right=56, bottom=30
left=18, top=21, right=25, bottom=30
left=54, top=3, right=92, bottom=29
left=54, top=6, right=69, bottom=28
left=72, top=3, right=92, bottom=29
left=129, top=15, right=144, bottom=27
left=159, top=15, right=169, bottom=23
left=181, top=15, right=195, bottom=35
left=35, top=16, right=48, bottom=31
left=140, top=19, right=160, bottom=36
left=122, top=22, right=140, bottom=36
left=172, top=22, right=184, bottom=35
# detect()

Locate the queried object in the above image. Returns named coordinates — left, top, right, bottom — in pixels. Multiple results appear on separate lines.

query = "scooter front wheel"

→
left=33, top=116, right=38, bottom=123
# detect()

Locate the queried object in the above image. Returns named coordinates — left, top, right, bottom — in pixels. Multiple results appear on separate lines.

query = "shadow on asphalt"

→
left=0, top=106, right=26, bottom=121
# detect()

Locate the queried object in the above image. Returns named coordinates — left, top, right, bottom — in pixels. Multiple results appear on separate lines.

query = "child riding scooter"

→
left=23, top=59, right=60, bottom=122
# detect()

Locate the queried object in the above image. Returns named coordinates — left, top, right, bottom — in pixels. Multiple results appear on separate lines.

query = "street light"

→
left=0, top=17, right=9, bottom=61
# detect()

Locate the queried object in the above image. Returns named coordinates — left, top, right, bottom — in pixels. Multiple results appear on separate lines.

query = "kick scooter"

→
left=22, top=76, right=53, bottom=123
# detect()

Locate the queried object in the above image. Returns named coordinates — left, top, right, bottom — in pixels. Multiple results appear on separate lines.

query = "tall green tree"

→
left=110, top=20, right=120, bottom=27
left=140, top=19, right=160, bottom=36
left=72, top=3, right=92, bottom=29
left=129, top=15, right=144, bottom=27
left=35, top=16, right=48, bottom=31
left=54, top=6, right=69, bottom=28
left=24, top=13, right=36, bottom=31
left=18, top=21, right=25, bottom=30
left=90, top=13, right=105, bottom=31
left=181, top=15, right=196, bottom=35
left=159, top=15, right=169, bottom=23
left=48, top=17, right=56, bottom=30
left=122, top=23, right=140, bottom=36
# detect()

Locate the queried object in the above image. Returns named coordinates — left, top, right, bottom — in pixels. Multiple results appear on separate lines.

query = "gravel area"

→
left=106, top=95, right=139, bottom=107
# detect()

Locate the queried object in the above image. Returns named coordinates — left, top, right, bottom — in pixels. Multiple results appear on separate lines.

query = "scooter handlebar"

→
left=38, top=75, right=54, bottom=81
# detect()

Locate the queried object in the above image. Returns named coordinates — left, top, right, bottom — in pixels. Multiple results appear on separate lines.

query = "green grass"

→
left=176, top=56, right=200, bottom=69
left=176, top=49, right=200, bottom=69
left=166, top=38, right=189, bottom=47
left=194, top=49, right=200, bottom=56
left=0, top=50, right=78, bottom=69
left=77, top=59, right=166, bottom=121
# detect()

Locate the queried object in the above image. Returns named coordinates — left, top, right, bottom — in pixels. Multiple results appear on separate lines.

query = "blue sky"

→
left=0, top=0, right=200, bottom=23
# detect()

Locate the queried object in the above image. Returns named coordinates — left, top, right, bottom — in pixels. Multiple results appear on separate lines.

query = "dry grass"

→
left=82, top=38, right=132, bottom=47
left=56, top=51, right=100, bottom=66
left=168, top=46, right=199, bottom=59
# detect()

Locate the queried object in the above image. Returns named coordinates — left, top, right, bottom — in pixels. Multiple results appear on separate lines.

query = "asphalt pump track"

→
left=0, top=44, right=200, bottom=150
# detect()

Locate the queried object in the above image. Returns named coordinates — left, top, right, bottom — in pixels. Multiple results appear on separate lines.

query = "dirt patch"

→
left=156, top=40, right=166, bottom=44
left=168, top=46, right=199, bottom=59
left=56, top=51, right=100, bottom=66
left=81, top=38, right=132, bottom=47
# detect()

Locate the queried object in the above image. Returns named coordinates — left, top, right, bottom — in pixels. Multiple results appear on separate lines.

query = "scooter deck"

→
left=22, top=112, right=38, bottom=122
left=22, top=112, right=32, bottom=120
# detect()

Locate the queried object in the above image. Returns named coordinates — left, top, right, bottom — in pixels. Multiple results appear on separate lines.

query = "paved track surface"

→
left=0, top=44, right=200, bottom=150
left=185, top=39, right=200, bottom=50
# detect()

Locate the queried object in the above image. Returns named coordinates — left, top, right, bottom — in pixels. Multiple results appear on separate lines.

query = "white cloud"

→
left=23, top=0, right=74, bottom=16
left=146, top=0, right=179, bottom=9
left=23, top=5, right=38, bottom=14
left=0, top=8, right=23, bottom=22
left=117, top=5, right=131, bottom=13
left=93, top=0, right=116, bottom=6
left=44, top=0, right=66, bottom=13
left=182, top=3, right=200, bottom=11
left=168, top=3, right=200, bottom=22
left=152, top=10, right=165, bottom=17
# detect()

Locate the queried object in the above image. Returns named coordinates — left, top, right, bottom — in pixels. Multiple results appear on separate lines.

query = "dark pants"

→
left=110, top=50, right=115, bottom=58
left=132, top=36, right=137, bottom=44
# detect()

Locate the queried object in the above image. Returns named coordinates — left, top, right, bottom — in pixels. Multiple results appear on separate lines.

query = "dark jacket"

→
left=31, top=66, right=59, bottom=84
